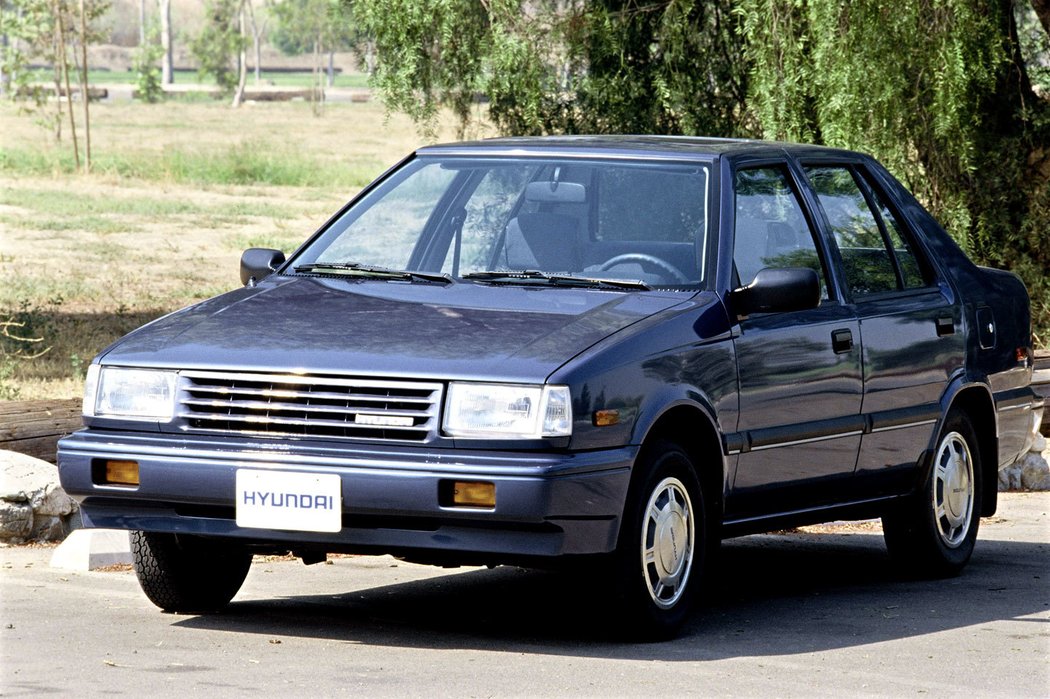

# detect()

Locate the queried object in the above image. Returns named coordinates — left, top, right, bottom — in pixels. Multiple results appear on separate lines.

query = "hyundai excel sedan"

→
left=57, top=137, right=1042, bottom=638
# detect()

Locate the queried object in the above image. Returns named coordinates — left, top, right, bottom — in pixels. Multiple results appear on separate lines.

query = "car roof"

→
left=417, top=135, right=863, bottom=162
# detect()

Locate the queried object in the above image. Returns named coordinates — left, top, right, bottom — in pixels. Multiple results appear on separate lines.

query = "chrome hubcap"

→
left=641, top=477, right=694, bottom=609
left=932, top=431, right=974, bottom=548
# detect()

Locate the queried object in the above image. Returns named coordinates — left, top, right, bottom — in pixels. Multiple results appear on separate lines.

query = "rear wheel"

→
left=131, top=531, right=252, bottom=613
left=613, top=440, right=708, bottom=639
left=882, top=410, right=983, bottom=577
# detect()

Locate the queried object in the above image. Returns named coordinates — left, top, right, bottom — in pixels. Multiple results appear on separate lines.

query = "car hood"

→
left=100, top=276, right=691, bottom=382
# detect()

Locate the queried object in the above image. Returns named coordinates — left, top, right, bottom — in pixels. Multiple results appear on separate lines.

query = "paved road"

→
left=3, top=493, right=1048, bottom=698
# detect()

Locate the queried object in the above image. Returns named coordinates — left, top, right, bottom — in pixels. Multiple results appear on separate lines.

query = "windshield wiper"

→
left=462, top=270, right=650, bottom=290
left=295, top=262, right=453, bottom=285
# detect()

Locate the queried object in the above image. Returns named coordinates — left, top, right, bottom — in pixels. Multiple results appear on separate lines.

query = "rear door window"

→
left=805, top=165, right=929, bottom=296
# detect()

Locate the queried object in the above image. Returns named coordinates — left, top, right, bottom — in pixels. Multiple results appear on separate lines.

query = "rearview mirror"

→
left=733, top=267, right=820, bottom=317
left=240, top=248, right=286, bottom=287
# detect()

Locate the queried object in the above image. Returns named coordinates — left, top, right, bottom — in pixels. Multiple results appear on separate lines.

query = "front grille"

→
left=177, top=371, right=442, bottom=442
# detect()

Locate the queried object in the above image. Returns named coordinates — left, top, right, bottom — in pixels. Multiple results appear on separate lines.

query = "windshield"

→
left=292, top=156, right=710, bottom=288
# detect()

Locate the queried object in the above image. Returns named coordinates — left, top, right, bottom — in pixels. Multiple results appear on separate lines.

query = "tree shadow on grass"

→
left=174, top=531, right=1050, bottom=660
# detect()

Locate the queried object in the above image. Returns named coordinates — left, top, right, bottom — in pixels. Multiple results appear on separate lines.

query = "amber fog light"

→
left=93, top=459, right=140, bottom=487
left=440, top=480, right=496, bottom=509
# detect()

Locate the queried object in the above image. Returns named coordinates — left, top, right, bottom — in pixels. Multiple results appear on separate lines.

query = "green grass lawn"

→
left=0, top=99, right=467, bottom=400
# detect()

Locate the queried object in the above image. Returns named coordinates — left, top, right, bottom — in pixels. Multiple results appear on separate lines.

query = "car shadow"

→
left=174, top=532, right=1050, bottom=659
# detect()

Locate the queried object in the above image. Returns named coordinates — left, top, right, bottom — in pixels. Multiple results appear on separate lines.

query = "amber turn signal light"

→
left=449, top=481, right=495, bottom=508
left=98, top=460, right=140, bottom=486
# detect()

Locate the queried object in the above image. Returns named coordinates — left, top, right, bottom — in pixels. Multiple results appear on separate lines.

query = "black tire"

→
left=882, top=410, right=983, bottom=577
left=612, top=440, right=708, bottom=640
left=131, top=531, right=253, bottom=613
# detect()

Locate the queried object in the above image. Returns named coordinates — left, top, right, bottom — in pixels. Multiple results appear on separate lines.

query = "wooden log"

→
left=0, top=399, right=82, bottom=464
left=17, top=85, right=108, bottom=101
left=242, top=89, right=312, bottom=102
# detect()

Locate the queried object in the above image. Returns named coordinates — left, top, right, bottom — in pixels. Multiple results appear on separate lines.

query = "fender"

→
left=924, top=372, right=999, bottom=517
left=630, top=387, right=731, bottom=512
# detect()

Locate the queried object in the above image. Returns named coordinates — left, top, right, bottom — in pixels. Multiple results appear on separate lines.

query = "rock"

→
left=999, top=466, right=1020, bottom=491
left=1021, top=449, right=1050, bottom=490
left=998, top=406, right=1050, bottom=492
left=0, top=500, right=33, bottom=539
left=0, top=450, right=79, bottom=543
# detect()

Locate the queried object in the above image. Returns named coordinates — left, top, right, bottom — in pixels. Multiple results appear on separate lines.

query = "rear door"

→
left=801, top=162, right=964, bottom=496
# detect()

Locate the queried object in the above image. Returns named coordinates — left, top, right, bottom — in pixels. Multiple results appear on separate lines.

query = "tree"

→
left=245, top=0, right=268, bottom=84
left=1, top=0, right=107, bottom=171
left=739, top=0, right=1050, bottom=344
left=351, top=0, right=751, bottom=138
left=133, top=22, right=163, bottom=102
left=271, top=0, right=355, bottom=113
left=351, top=0, right=1050, bottom=344
left=159, top=0, right=172, bottom=84
left=0, top=0, right=53, bottom=101
left=190, top=0, right=245, bottom=94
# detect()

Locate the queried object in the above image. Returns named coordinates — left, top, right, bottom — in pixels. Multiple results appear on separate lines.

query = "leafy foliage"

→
left=740, top=0, right=1049, bottom=344
left=352, top=0, right=751, bottom=137
left=1, top=0, right=109, bottom=171
left=190, top=0, right=247, bottom=94
left=352, top=0, right=1050, bottom=344
left=0, top=0, right=53, bottom=103
left=133, top=24, right=165, bottom=103
left=271, top=0, right=357, bottom=56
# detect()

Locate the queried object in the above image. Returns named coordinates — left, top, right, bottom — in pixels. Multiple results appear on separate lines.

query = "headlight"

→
left=83, top=366, right=177, bottom=421
left=443, top=383, right=572, bottom=438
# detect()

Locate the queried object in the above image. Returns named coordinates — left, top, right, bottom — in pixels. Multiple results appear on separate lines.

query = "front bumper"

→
left=57, top=430, right=636, bottom=561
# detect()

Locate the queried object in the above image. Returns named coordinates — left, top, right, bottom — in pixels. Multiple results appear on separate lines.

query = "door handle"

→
left=831, top=328, right=854, bottom=354
left=936, top=316, right=955, bottom=336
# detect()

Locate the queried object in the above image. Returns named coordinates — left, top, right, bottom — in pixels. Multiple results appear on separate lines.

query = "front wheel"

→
left=131, top=531, right=253, bottom=613
left=882, top=410, right=983, bottom=577
left=612, top=440, right=708, bottom=639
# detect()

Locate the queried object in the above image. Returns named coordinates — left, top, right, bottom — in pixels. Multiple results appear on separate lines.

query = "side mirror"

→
left=733, top=267, right=820, bottom=317
left=240, top=248, right=286, bottom=287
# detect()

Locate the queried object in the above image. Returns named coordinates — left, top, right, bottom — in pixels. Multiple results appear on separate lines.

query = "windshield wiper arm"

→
left=462, top=270, right=650, bottom=290
left=461, top=269, right=550, bottom=281
left=295, top=262, right=453, bottom=285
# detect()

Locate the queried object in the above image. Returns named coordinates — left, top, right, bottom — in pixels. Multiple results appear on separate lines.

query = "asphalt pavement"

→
left=2, top=493, right=1048, bottom=698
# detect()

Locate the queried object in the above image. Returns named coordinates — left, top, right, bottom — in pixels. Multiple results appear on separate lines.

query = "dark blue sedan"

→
left=58, top=137, right=1042, bottom=637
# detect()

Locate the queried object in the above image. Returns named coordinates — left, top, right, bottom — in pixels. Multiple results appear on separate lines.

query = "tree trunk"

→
left=50, top=3, right=64, bottom=142
left=232, top=0, right=248, bottom=107
left=1032, top=0, right=1050, bottom=37
left=246, top=0, right=261, bottom=84
left=54, top=0, right=79, bottom=167
left=78, top=0, right=90, bottom=171
left=0, top=18, right=8, bottom=95
left=327, top=50, right=334, bottom=87
left=160, top=0, right=173, bottom=84
left=311, top=38, right=322, bottom=115
left=139, top=0, right=146, bottom=45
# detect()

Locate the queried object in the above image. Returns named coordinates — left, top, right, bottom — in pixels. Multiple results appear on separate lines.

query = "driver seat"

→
left=504, top=212, right=581, bottom=272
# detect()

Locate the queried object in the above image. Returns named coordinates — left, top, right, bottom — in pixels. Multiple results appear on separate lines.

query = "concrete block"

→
left=50, top=529, right=132, bottom=571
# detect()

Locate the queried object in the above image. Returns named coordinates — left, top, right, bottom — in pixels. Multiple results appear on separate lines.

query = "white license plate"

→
left=236, top=469, right=342, bottom=533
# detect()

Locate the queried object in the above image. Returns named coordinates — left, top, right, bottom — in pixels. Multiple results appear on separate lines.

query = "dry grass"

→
left=1, top=100, right=478, bottom=400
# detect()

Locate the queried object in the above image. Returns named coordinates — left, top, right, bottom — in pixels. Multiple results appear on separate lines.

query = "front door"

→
left=727, top=164, right=864, bottom=519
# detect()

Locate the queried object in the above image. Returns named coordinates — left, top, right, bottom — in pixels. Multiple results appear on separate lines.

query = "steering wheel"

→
left=596, top=253, right=690, bottom=284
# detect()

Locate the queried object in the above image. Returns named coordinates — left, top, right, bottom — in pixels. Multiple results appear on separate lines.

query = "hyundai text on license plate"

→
left=236, top=469, right=342, bottom=533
